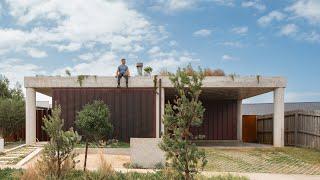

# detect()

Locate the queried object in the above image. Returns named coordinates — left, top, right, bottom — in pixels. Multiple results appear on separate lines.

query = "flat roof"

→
left=24, top=75, right=286, bottom=100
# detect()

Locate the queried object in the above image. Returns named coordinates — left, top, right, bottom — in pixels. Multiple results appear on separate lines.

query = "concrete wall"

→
left=130, top=138, right=165, bottom=168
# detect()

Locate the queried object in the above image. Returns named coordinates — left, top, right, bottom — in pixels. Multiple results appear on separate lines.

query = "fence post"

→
left=294, top=112, right=299, bottom=147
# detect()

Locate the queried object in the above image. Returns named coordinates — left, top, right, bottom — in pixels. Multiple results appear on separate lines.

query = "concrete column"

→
left=156, top=87, right=160, bottom=138
left=273, top=87, right=285, bottom=147
left=156, top=87, right=165, bottom=138
left=26, top=88, right=36, bottom=145
left=237, top=100, right=242, bottom=141
left=160, top=88, right=165, bottom=136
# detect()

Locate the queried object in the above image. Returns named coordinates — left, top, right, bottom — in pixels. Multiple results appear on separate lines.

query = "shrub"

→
left=144, top=66, right=153, bottom=74
left=203, top=68, right=225, bottom=76
left=76, top=100, right=113, bottom=171
left=39, top=105, right=79, bottom=178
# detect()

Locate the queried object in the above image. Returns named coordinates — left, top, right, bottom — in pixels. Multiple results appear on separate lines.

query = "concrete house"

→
left=24, top=75, right=286, bottom=147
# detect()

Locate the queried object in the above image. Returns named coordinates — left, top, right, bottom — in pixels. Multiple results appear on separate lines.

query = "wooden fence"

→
left=257, top=110, right=320, bottom=149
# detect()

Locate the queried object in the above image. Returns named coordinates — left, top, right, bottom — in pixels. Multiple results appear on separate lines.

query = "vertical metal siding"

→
left=52, top=88, right=156, bottom=142
left=190, top=100, right=237, bottom=140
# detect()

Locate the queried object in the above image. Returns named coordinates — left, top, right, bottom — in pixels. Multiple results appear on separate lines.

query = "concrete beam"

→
left=237, top=100, right=242, bottom=141
left=273, top=87, right=285, bottom=147
left=26, top=88, right=36, bottom=145
left=25, top=76, right=287, bottom=89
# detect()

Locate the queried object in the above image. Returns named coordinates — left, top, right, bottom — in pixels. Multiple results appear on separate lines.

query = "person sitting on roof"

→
left=116, top=58, right=130, bottom=88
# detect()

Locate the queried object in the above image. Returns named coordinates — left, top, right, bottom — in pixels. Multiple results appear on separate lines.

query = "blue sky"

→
left=0, top=0, right=319, bottom=103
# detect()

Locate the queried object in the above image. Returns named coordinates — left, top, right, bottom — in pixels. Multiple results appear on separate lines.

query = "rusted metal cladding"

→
left=190, top=100, right=238, bottom=140
left=52, top=88, right=156, bottom=142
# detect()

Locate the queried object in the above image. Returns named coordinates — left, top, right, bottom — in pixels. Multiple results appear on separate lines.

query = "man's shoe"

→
left=126, top=84, right=128, bottom=88
left=117, top=85, right=120, bottom=88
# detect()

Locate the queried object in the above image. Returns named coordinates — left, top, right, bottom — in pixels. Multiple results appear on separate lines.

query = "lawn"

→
left=4, top=141, right=25, bottom=150
left=203, top=147, right=320, bottom=175
left=75, top=141, right=130, bottom=148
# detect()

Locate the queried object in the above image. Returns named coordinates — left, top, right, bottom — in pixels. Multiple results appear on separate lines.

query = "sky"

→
left=0, top=0, right=319, bottom=103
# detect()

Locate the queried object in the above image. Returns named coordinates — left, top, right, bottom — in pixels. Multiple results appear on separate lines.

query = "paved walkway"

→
left=203, top=172, right=320, bottom=180
left=0, top=145, right=37, bottom=166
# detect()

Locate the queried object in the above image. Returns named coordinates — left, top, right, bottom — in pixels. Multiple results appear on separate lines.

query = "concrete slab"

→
left=130, top=138, right=165, bottom=168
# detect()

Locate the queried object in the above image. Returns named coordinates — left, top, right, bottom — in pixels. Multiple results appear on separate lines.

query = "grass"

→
left=0, top=168, right=21, bottom=180
left=75, top=141, right=130, bottom=148
left=203, top=147, right=320, bottom=175
left=0, top=168, right=247, bottom=180
left=4, top=141, right=24, bottom=150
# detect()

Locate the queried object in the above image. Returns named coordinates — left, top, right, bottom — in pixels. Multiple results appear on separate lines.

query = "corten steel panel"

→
left=166, top=96, right=238, bottom=140
left=52, top=88, right=156, bottom=142
left=242, top=115, right=257, bottom=143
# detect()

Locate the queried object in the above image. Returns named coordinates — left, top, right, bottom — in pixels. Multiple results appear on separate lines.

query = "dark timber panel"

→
left=52, top=88, right=156, bottom=142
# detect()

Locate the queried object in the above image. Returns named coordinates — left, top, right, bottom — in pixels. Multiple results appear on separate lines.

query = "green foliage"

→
left=76, top=100, right=113, bottom=141
left=0, top=98, right=25, bottom=138
left=76, top=100, right=113, bottom=171
left=0, top=75, right=25, bottom=138
left=77, top=75, right=89, bottom=87
left=0, top=168, right=249, bottom=180
left=144, top=66, right=153, bottom=74
left=65, top=69, right=71, bottom=76
left=0, top=75, right=11, bottom=99
left=40, top=105, right=79, bottom=178
left=159, top=65, right=207, bottom=180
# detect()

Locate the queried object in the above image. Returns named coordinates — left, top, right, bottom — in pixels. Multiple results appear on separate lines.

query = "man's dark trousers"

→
left=117, top=73, right=128, bottom=87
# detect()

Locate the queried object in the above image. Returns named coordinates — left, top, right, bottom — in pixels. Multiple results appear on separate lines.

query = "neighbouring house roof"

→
left=36, top=101, right=52, bottom=109
left=242, top=102, right=320, bottom=115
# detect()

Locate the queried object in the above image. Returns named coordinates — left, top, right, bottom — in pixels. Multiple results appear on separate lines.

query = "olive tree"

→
left=76, top=100, right=113, bottom=171
left=159, top=66, right=207, bottom=180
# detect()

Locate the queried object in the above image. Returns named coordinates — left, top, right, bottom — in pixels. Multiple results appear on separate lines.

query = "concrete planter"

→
left=0, top=138, right=4, bottom=152
left=130, top=138, right=165, bottom=168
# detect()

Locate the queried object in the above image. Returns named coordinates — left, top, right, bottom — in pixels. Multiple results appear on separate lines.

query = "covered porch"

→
left=24, top=75, right=286, bottom=147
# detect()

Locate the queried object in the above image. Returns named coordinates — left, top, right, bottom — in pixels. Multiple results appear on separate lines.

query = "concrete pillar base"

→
left=0, top=138, right=4, bottom=152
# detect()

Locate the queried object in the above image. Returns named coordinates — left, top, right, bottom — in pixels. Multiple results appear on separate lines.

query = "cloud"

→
left=302, top=31, right=320, bottom=43
left=193, top=29, right=212, bottom=37
left=230, top=26, right=248, bottom=35
left=280, top=24, right=298, bottom=36
left=286, top=0, right=320, bottom=24
left=211, top=0, right=235, bottom=7
left=26, top=48, right=48, bottom=58
left=54, top=42, right=82, bottom=52
left=257, top=10, right=285, bottom=26
left=151, top=0, right=196, bottom=12
left=4, top=0, right=163, bottom=53
left=0, top=58, right=44, bottom=87
left=222, top=54, right=238, bottom=61
left=241, top=1, right=266, bottom=11
left=221, top=41, right=244, bottom=48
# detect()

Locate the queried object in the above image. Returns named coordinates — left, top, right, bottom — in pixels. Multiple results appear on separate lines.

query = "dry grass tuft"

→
left=97, top=152, right=115, bottom=178
left=158, top=68, right=171, bottom=76
left=19, top=164, right=44, bottom=180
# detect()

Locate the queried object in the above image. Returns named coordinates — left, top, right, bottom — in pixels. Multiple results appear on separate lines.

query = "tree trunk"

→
left=84, top=140, right=89, bottom=171
left=57, top=146, right=61, bottom=178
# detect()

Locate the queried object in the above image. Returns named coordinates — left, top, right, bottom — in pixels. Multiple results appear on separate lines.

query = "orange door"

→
left=242, top=115, right=257, bottom=143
